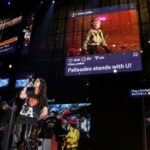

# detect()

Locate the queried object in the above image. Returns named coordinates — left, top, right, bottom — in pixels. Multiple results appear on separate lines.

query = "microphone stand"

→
left=5, top=80, right=32, bottom=150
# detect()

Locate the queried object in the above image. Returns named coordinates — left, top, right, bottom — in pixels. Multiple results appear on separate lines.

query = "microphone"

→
left=28, top=75, right=34, bottom=83
left=24, top=75, right=34, bottom=88
left=13, top=76, right=33, bottom=100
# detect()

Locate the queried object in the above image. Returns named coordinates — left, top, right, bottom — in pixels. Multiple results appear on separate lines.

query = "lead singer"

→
left=14, top=77, right=48, bottom=148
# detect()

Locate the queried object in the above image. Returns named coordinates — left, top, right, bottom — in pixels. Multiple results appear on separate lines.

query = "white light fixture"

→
left=113, top=69, right=117, bottom=73
left=8, top=1, right=11, bottom=5
left=8, top=64, right=12, bottom=69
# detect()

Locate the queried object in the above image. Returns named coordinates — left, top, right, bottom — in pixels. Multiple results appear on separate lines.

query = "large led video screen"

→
left=40, top=102, right=91, bottom=149
left=0, top=74, right=9, bottom=88
left=65, top=4, right=142, bottom=76
left=0, top=16, right=22, bottom=55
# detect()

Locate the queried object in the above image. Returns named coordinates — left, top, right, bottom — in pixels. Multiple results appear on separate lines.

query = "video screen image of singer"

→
left=65, top=3, right=142, bottom=76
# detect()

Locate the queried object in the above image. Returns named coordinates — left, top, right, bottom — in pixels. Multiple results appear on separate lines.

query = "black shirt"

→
left=17, top=91, right=48, bottom=125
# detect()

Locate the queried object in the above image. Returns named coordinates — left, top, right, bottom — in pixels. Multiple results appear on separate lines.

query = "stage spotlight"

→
left=86, top=82, right=89, bottom=86
left=52, top=0, right=55, bottom=4
left=8, top=1, right=11, bottom=5
left=8, top=64, right=12, bottom=69
left=113, top=69, right=117, bottom=74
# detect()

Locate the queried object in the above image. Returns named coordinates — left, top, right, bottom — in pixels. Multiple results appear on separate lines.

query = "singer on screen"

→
left=82, top=18, right=110, bottom=55
left=14, top=77, right=48, bottom=148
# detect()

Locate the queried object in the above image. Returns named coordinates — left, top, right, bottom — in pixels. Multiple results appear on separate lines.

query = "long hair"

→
left=36, top=78, right=47, bottom=106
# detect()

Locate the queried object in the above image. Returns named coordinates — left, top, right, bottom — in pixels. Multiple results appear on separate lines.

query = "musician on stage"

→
left=14, top=77, right=48, bottom=148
